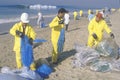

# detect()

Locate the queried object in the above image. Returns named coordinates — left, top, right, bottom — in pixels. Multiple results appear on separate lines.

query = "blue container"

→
left=36, top=64, right=52, bottom=78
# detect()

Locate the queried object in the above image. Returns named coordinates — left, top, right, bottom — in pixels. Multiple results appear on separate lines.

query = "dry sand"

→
left=0, top=10, right=120, bottom=80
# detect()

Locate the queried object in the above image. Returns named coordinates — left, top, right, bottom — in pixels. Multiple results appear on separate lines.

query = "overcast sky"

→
left=0, top=0, right=120, bottom=8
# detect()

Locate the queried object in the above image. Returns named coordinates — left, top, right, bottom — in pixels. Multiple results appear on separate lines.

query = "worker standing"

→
left=10, top=13, right=36, bottom=70
left=88, top=11, right=95, bottom=21
left=87, top=12, right=115, bottom=47
left=79, top=10, right=83, bottom=17
left=64, top=10, right=70, bottom=31
left=73, top=10, right=78, bottom=20
left=49, top=8, right=66, bottom=64
left=88, top=9, right=91, bottom=15
left=37, top=12, right=44, bottom=28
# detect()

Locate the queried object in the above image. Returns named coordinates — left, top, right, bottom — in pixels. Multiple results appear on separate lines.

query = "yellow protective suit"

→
left=96, top=10, right=99, bottom=15
left=88, top=9, right=91, bottom=15
left=87, top=17, right=111, bottom=47
left=73, top=11, right=78, bottom=20
left=79, top=10, right=83, bottom=17
left=49, top=16, right=64, bottom=63
left=10, top=22, right=36, bottom=70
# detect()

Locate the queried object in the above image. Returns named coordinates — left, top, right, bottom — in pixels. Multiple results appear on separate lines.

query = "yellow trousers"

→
left=74, top=16, right=77, bottom=20
left=87, top=35, right=100, bottom=47
left=52, top=50, right=59, bottom=63
left=51, top=39, right=59, bottom=63
left=15, top=51, right=36, bottom=70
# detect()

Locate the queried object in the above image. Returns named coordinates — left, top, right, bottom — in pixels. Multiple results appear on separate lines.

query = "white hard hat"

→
left=20, top=13, right=29, bottom=23
left=99, top=11, right=105, bottom=18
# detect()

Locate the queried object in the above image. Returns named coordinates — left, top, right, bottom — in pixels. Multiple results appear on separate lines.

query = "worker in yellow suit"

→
left=87, top=12, right=115, bottom=47
left=79, top=10, right=83, bottom=17
left=96, top=9, right=99, bottom=15
left=49, top=8, right=66, bottom=64
left=10, top=13, right=36, bottom=70
left=88, top=9, right=91, bottom=15
left=73, top=10, right=78, bottom=20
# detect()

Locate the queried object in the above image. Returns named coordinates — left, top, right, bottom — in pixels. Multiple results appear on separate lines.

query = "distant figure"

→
left=96, top=9, right=99, bottom=15
left=88, top=9, right=91, bottom=15
left=87, top=12, right=115, bottom=47
left=37, top=12, right=44, bottom=28
left=79, top=10, right=83, bottom=17
left=10, top=13, right=36, bottom=70
left=73, top=11, right=78, bottom=20
left=64, top=10, right=70, bottom=31
left=88, top=11, right=95, bottom=21
left=49, top=8, right=66, bottom=64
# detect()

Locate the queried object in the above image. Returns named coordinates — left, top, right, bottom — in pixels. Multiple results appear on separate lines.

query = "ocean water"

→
left=0, top=4, right=93, bottom=24
left=0, top=4, right=58, bottom=24
left=0, top=4, right=103, bottom=33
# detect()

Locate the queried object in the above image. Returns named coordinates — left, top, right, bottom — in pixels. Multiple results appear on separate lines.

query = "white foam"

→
left=29, top=4, right=57, bottom=10
left=0, top=14, right=56, bottom=24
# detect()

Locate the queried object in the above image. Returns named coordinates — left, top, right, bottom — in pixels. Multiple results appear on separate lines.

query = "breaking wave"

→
left=29, top=4, right=57, bottom=10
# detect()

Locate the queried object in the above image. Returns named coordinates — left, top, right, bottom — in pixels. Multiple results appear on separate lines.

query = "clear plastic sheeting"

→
left=0, top=66, right=43, bottom=80
left=90, top=60, right=112, bottom=72
left=73, top=44, right=120, bottom=73
left=111, top=59, right=120, bottom=71
left=95, top=38, right=119, bottom=59
left=73, top=45, right=100, bottom=67
left=0, top=73, right=29, bottom=80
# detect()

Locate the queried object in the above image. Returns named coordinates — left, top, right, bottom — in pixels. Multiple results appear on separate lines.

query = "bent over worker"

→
left=49, top=8, right=66, bottom=64
left=87, top=12, right=115, bottom=47
left=10, top=13, right=36, bottom=70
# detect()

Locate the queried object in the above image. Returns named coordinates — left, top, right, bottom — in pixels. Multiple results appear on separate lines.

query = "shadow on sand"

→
left=67, top=28, right=80, bottom=32
left=35, top=49, right=76, bottom=72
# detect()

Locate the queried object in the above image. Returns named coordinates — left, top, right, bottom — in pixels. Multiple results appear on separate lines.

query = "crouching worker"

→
left=10, top=13, right=36, bottom=70
left=87, top=12, right=115, bottom=47
left=49, top=8, right=66, bottom=64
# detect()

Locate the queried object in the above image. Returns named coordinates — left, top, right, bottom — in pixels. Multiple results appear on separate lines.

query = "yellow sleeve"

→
left=103, top=21, right=111, bottom=34
left=49, top=17, right=59, bottom=28
left=88, top=21, right=94, bottom=35
left=9, top=23, right=18, bottom=36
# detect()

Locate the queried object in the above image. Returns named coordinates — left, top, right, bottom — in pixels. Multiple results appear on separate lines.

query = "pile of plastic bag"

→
left=0, top=63, right=53, bottom=80
left=72, top=38, right=120, bottom=72
left=72, top=44, right=100, bottom=67
left=0, top=67, right=43, bottom=80
left=95, top=38, right=119, bottom=59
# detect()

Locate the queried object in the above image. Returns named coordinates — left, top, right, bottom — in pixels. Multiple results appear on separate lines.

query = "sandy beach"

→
left=0, top=10, right=120, bottom=80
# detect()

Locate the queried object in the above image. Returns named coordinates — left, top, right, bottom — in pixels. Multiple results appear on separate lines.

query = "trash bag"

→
left=95, top=38, right=119, bottom=59
left=0, top=73, right=29, bottom=80
left=33, top=39, right=47, bottom=49
left=57, top=28, right=65, bottom=53
left=110, top=59, right=120, bottom=71
left=20, top=36, right=34, bottom=67
left=90, top=60, right=112, bottom=72
left=73, top=45, right=100, bottom=67
left=41, top=23, right=47, bottom=28
left=36, top=64, right=52, bottom=78
left=0, top=66, right=43, bottom=80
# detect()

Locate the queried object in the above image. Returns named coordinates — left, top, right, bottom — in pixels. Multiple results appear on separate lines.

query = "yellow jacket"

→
left=73, top=11, right=78, bottom=17
left=49, top=16, right=64, bottom=42
left=79, top=10, right=83, bottom=16
left=88, top=9, right=91, bottom=15
left=88, top=17, right=111, bottom=41
left=10, top=22, right=36, bottom=51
